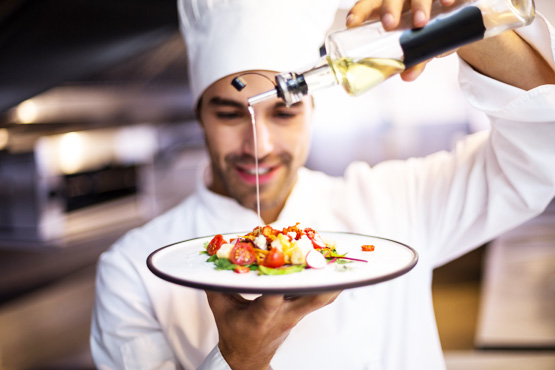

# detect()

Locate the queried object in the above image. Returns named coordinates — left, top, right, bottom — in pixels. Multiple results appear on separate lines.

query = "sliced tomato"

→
left=207, top=234, right=225, bottom=256
left=233, top=265, right=251, bottom=274
left=263, top=247, right=285, bottom=268
left=261, top=225, right=276, bottom=237
left=305, top=228, right=327, bottom=249
left=361, top=244, right=375, bottom=252
left=229, top=242, right=256, bottom=266
left=282, top=223, right=302, bottom=239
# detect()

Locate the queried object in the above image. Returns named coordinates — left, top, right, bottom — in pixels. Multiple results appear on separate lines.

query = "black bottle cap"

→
left=231, top=76, right=247, bottom=91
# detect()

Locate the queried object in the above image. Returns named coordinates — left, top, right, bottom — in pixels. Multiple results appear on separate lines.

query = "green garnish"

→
left=335, top=259, right=352, bottom=264
left=258, top=265, right=305, bottom=275
left=207, top=255, right=257, bottom=271
left=213, top=257, right=236, bottom=270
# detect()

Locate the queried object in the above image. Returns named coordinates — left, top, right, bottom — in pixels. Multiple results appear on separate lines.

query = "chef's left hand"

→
left=205, top=291, right=341, bottom=370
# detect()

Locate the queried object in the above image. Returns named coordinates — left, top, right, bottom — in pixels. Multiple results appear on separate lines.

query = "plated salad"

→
left=202, top=223, right=374, bottom=275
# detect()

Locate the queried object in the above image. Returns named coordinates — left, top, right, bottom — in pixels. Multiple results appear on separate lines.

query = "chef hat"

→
left=178, top=0, right=340, bottom=106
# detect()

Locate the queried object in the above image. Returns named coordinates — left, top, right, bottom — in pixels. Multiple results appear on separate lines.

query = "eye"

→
left=273, top=110, right=298, bottom=120
left=215, top=111, right=243, bottom=120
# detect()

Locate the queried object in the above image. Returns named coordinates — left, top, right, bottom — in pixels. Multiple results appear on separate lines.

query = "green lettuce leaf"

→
left=258, top=265, right=305, bottom=275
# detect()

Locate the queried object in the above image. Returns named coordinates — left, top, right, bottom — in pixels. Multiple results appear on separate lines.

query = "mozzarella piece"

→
left=216, top=243, right=234, bottom=259
left=296, top=235, right=314, bottom=254
left=289, top=235, right=314, bottom=265
left=254, top=235, right=268, bottom=250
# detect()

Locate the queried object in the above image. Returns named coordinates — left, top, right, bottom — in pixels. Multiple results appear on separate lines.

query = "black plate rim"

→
left=146, top=231, right=419, bottom=294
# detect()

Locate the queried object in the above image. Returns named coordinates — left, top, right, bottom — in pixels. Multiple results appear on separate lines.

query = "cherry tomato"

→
left=229, top=242, right=256, bottom=265
left=361, top=245, right=375, bottom=252
left=207, top=234, right=225, bottom=256
left=233, top=265, right=251, bottom=274
left=263, top=247, right=285, bottom=268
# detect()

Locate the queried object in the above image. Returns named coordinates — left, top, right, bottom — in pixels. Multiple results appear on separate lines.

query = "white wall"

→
left=306, top=1, right=554, bottom=175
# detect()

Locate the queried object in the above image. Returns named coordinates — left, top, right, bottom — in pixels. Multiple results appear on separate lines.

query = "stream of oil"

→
left=247, top=105, right=263, bottom=225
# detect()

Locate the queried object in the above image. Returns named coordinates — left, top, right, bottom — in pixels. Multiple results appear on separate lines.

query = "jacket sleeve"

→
left=90, top=226, right=230, bottom=370
left=422, top=13, right=555, bottom=266
left=340, top=14, right=555, bottom=268
left=90, top=243, right=180, bottom=370
left=197, top=346, right=233, bottom=370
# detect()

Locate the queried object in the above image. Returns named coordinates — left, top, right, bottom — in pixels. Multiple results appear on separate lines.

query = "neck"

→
left=260, top=202, right=285, bottom=225
left=205, top=181, right=284, bottom=225
left=206, top=165, right=296, bottom=225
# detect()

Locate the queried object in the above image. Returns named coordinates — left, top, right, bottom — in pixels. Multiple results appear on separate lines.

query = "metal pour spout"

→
left=230, top=73, right=279, bottom=106
left=231, top=72, right=307, bottom=107
left=247, top=88, right=278, bottom=106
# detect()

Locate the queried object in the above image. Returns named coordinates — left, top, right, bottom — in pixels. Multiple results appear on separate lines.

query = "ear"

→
left=195, top=97, right=205, bottom=127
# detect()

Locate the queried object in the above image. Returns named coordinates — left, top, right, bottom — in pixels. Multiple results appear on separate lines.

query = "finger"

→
left=205, top=290, right=229, bottom=309
left=436, top=49, right=457, bottom=59
left=288, top=290, right=342, bottom=318
left=380, top=0, right=409, bottom=30
left=400, top=61, right=427, bottom=81
left=205, top=291, right=246, bottom=313
left=252, top=294, right=285, bottom=317
left=411, top=0, right=434, bottom=28
left=347, top=0, right=382, bottom=28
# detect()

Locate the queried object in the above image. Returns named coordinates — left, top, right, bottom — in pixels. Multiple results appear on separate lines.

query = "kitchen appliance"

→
left=0, top=124, right=159, bottom=246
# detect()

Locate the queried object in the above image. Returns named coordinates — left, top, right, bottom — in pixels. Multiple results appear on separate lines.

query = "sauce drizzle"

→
left=247, top=105, right=263, bottom=225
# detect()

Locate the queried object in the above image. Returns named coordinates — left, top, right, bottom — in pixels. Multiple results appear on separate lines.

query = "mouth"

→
left=242, top=167, right=271, bottom=176
left=236, top=164, right=279, bottom=185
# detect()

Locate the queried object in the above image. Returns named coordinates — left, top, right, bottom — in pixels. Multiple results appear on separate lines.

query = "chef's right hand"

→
left=205, top=291, right=341, bottom=370
left=347, top=0, right=458, bottom=29
left=346, top=0, right=458, bottom=81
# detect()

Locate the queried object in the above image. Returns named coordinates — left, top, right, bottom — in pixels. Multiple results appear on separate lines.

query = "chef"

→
left=90, top=0, right=555, bottom=369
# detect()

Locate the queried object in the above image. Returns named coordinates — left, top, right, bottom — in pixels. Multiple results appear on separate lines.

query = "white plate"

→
left=147, top=232, right=418, bottom=294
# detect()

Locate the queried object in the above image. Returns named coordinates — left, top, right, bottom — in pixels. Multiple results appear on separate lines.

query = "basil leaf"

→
left=206, top=254, right=218, bottom=262
left=213, top=258, right=236, bottom=270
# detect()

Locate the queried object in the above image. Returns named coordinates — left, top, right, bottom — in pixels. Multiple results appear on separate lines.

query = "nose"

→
left=243, top=112, right=274, bottom=158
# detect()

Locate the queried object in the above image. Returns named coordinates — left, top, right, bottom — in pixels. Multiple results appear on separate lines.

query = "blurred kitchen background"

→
left=0, top=0, right=554, bottom=369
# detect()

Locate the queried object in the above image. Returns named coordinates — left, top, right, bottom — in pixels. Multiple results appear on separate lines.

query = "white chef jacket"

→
left=91, top=16, right=555, bottom=370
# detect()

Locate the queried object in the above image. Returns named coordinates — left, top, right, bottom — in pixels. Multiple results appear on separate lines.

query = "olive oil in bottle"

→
left=329, top=57, right=405, bottom=96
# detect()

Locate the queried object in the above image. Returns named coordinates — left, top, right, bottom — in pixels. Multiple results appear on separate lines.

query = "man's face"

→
left=198, top=70, right=314, bottom=220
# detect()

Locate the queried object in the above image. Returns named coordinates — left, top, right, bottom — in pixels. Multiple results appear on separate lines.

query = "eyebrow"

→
left=208, top=97, right=244, bottom=109
left=274, top=101, right=303, bottom=109
left=208, top=96, right=303, bottom=110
